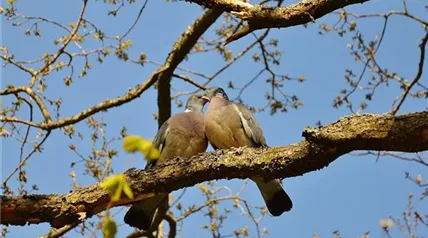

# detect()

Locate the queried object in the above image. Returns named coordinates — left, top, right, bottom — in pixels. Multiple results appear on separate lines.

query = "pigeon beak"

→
left=202, top=96, right=210, bottom=102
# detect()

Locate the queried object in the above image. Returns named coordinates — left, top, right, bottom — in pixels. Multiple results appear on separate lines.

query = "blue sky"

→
left=1, top=0, right=427, bottom=237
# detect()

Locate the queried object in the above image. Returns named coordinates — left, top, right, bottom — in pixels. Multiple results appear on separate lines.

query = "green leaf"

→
left=122, top=135, right=143, bottom=153
left=122, top=182, right=134, bottom=199
left=122, top=135, right=160, bottom=160
left=102, top=216, right=117, bottom=238
left=111, top=182, right=123, bottom=202
left=100, top=174, right=133, bottom=202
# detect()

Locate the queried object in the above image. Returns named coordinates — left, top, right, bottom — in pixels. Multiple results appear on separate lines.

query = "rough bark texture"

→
left=1, top=111, right=427, bottom=228
left=185, top=0, right=370, bottom=43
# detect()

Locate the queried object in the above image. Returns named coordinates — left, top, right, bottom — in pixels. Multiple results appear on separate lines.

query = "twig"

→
left=0, top=116, right=40, bottom=128
left=31, top=0, right=88, bottom=87
left=2, top=131, right=51, bottom=187
left=39, top=222, right=80, bottom=238
left=391, top=31, right=428, bottom=115
left=121, top=0, right=150, bottom=39
left=172, top=74, right=205, bottom=90
left=14, top=13, right=71, bottom=33
left=0, top=55, right=36, bottom=76
left=0, top=86, right=52, bottom=122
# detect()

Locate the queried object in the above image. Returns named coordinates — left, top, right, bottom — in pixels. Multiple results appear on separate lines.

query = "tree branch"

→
left=0, top=10, right=223, bottom=131
left=32, top=0, right=88, bottom=87
left=39, top=222, right=80, bottom=238
left=1, top=111, right=427, bottom=228
left=0, top=86, right=52, bottom=123
left=183, top=0, right=370, bottom=44
left=172, top=74, right=206, bottom=90
left=157, top=9, right=222, bottom=127
left=391, top=30, right=428, bottom=115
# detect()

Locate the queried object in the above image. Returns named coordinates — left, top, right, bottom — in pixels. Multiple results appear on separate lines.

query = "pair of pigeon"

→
left=124, top=87, right=293, bottom=230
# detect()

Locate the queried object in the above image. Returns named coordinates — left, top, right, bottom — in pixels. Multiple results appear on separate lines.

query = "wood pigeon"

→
left=124, top=94, right=208, bottom=230
left=202, top=87, right=293, bottom=216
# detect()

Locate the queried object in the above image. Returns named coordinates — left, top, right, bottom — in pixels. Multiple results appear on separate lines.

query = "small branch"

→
left=0, top=116, right=40, bottom=128
left=39, top=222, right=80, bottom=238
left=1, top=111, right=427, bottom=228
left=126, top=214, right=175, bottom=238
left=352, top=151, right=428, bottom=167
left=1, top=10, right=223, bottom=132
left=2, top=131, right=52, bottom=186
left=0, top=86, right=52, bottom=122
left=176, top=196, right=237, bottom=222
left=14, top=13, right=72, bottom=33
left=33, top=0, right=89, bottom=85
left=121, top=0, right=149, bottom=40
left=1, top=66, right=167, bottom=130
left=172, top=74, right=206, bottom=90
left=0, top=55, right=36, bottom=76
left=391, top=31, right=428, bottom=115
left=27, top=89, right=52, bottom=123
left=170, top=28, right=268, bottom=99
left=199, top=29, right=269, bottom=89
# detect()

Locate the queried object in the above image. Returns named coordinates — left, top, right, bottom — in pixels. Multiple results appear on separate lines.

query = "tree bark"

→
left=157, top=9, right=222, bottom=127
left=1, top=111, right=427, bottom=228
left=184, top=0, right=370, bottom=43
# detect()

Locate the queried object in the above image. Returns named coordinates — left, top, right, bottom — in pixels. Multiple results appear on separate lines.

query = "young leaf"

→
left=122, top=135, right=142, bottom=152
left=122, top=182, right=134, bottom=200
left=100, top=174, right=133, bottom=201
left=122, top=135, right=160, bottom=160
left=102, top=216, right=117, bottom=238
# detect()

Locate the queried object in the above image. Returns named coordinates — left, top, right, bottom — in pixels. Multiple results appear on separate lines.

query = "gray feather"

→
left=232, top=103, right=267, bottom=147
left=125, top=94, right=208, bottom=230
left=146, top=119, right=170, bottom=169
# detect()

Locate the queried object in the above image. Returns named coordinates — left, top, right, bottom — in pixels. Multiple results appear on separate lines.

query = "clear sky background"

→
left=1, top=0, right=427, bottom=237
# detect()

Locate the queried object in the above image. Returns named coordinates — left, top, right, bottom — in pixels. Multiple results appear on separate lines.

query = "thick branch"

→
left=184, top=0, right=370, bottom=43
left=157, top=9, right=222, bottom=127
left=1, top=111, right=427, bottom=228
